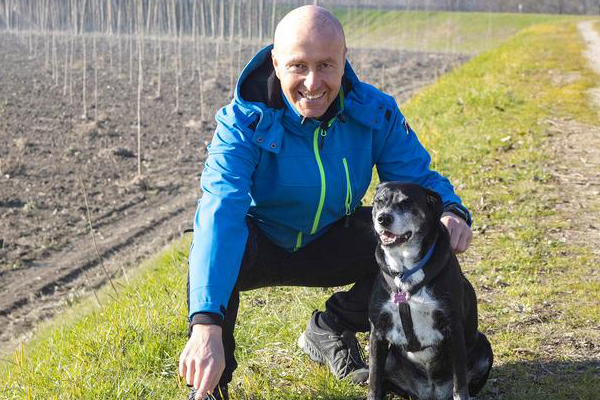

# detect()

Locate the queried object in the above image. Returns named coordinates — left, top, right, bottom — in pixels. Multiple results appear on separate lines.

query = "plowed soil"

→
left=0, top=32, right=467, bottom=350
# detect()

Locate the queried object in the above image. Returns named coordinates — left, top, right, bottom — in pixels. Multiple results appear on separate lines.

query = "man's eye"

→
left=320, top=63, right=331, bottom=69
left=289, top=64, right=305, bottom=72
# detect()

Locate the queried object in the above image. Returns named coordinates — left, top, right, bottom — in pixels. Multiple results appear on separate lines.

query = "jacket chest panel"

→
left=251, top=125, right=374, bottom=228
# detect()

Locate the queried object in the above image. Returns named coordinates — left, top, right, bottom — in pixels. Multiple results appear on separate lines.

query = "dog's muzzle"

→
left=378, top=229, right=412, bottom=246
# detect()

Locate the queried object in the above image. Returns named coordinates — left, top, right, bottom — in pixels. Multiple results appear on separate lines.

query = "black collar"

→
left=380, top=230, right=447, bottom=297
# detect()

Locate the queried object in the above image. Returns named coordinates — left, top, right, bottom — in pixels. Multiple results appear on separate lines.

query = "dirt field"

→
left=0, top=32, right=467, bottom=348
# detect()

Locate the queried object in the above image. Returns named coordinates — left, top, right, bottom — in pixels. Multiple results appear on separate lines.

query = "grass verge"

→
left=2, top=20, right=600, bottom=400
left=335, top=9, right=580, bottom=53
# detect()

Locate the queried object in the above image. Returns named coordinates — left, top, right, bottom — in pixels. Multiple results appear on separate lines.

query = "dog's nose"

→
left=377, top=212, right=393, bottom=226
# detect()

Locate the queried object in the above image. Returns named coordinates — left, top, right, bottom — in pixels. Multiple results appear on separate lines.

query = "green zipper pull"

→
left=311, top=126, right=327, bottom=234
left=294, top=231, right=303, bottom=252
left=342, top=157, right=353, bottom=215
left=319, top=123, right=328, bottom=149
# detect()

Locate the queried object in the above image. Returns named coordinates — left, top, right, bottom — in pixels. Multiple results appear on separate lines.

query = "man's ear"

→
left=424, top=188, right=443, bottom=221
left=271, top=50, right=281, bottom=80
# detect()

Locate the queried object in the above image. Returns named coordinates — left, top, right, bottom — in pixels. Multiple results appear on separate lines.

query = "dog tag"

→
left=392, top=291, right=409, bottom=304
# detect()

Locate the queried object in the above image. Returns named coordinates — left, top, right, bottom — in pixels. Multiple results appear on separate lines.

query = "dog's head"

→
left=372, top=182, right=443, bottom=248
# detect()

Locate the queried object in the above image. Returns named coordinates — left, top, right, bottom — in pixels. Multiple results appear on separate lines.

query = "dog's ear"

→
left=424, top=188, right=443, bottom=221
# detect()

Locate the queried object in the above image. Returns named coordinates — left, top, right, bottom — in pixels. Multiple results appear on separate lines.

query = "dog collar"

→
left=387, top=242, right=436, bottom=305
left=400, top=242, right=436, bottom=283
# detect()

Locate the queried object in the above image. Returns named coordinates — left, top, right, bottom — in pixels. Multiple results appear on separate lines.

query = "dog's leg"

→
left=367, top=328, right=388, bottom=400
left=450, top=321, right=470, bottom=400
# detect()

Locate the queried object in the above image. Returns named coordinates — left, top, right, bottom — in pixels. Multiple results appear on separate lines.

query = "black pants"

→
left=188, top=207, right=378, bottom=386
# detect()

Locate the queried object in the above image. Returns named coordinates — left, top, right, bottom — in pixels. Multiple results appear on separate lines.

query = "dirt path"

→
left=546, top=21, right=600, bottom=252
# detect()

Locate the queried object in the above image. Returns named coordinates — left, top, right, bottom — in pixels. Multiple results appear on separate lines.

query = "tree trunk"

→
left=270, top=0, right=277, bottom=39
left=137, top=0, right=144, bottom=177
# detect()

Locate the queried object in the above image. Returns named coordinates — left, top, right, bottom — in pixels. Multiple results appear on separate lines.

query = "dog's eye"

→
left=394, top=199, right=413, bottom=210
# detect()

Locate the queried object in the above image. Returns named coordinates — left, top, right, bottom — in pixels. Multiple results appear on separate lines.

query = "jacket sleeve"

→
left=188, top=106, right=260, bottom=321
left=375, top=101, right=464, bottom=208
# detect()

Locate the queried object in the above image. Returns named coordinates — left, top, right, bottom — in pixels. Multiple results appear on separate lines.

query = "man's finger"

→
left=194, top=360, right=205, bottom=395
left=179, top=347, right=189, bottom=378
left=197, top=363, right=219, bottom=400
left=450, top=225, right=461, bottom=252
left=186, top=359, right=197, bottom=387
left=456, top=232, right=468, bottom=253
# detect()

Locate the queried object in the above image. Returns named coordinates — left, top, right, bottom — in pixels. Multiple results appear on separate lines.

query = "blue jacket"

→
left=189, top=45, right=466, bottom=321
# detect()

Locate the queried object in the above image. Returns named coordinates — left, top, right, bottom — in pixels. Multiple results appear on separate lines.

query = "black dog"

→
left=367, top=182, right=493, bottom=400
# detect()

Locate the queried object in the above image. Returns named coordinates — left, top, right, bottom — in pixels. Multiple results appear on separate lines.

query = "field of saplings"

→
left=3, top=2, right=600, bottom=400
left=0, top=0, right=471, bottom=346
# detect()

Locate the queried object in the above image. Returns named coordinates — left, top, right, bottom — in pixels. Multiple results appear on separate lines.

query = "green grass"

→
left=335, top=8, right=581, bottom=53
left=3, top=19, right=600, bottom=400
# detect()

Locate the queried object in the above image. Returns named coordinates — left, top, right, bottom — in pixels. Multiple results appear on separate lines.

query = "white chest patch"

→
left=382, top=300, right=408, bottom=346
left=382, top=245, right=425, bottom=292
left=382, top=287, right=444, bottom=349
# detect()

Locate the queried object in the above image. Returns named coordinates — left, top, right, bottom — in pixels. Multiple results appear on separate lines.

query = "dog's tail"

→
left=468, top=332, right=494, bottom=396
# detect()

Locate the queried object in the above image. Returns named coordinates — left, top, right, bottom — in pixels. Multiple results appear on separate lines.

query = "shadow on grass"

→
left=303, top=359, right=600, bottom=400
left=478, top=359, right=600, bottom=400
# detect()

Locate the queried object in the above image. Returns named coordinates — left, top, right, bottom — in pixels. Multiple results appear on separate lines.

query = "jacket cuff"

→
left=188, top=312, right=224, bottom=336
left=443, top=203, right=472, bottom=227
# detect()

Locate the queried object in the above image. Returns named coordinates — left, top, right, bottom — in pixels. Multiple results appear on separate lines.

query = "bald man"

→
left=179, top=6, right=472, bottom=400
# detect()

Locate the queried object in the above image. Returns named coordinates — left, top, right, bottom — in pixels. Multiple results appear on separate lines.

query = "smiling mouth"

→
left=299, top=91, right=326, bottom=100
left=378, top=230, right=412, bottom=246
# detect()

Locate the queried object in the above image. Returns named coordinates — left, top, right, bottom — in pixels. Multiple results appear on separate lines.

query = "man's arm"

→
left=374, top=102, right=472, bottom=253
left=180, top=105, right=260, bottom=399
left=179, top=325, right=224, bottom=400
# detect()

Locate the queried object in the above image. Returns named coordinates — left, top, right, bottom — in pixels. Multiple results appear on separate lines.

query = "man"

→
left=178, top=6, right=472, bottom=400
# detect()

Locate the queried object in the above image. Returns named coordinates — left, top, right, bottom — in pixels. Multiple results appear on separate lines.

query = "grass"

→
left=334, top=8, right=580, bottom=53
left=2, top=19, right=600, bottom=400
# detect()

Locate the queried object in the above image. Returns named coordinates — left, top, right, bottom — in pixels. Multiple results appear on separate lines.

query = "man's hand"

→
left=441, top=212, right=472, bottom=253
left=178, top=324, right=225, bottom=400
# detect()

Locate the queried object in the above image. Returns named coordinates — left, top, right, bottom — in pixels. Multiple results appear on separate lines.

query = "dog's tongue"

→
left=380, top=231, right=397, bottom=245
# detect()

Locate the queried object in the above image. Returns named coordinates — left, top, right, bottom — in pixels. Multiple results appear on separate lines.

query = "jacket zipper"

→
left=342, top=157, right=353, bottom=215
left=299, top=91, right=345, bottom=249
left=311, top=124, right=327, bottom=234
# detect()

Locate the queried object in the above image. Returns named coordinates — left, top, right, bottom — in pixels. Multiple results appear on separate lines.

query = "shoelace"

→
left=338, top=332, right=367, bottom=377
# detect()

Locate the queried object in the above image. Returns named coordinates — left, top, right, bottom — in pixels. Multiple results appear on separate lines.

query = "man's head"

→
left=272, top=6, right=347, bottom=119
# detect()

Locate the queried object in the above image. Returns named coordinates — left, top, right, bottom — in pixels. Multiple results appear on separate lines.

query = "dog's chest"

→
left=379, top=289, right=444, bottom=350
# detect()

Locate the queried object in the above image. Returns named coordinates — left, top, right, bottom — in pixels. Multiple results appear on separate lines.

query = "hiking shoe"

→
left=297, top=311, right=369, bottom=384
left=187, top=385, right=228, bottom=400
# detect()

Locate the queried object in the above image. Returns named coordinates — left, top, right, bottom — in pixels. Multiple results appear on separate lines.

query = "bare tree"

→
left=209, top=0, right=215, bottom=37
left=136, top=0, right=144, bottom=177
left=270, top=0, right=278, bottom=39
left=81, top=0, right=88, bottom=120
left=258, top=0, right=264, bottom=43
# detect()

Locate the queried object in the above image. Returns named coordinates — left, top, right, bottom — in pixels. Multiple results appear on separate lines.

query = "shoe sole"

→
left=297, top=332, right=327, bottom=365
left=298, top=332, right=370, bottom=384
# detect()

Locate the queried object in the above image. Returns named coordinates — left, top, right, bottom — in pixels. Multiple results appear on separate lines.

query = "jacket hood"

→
left=219, top=45, right=391, bottom=153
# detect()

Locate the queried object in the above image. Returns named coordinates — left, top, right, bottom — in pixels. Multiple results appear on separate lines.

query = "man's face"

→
left=272, top=30, right=346, bottom=119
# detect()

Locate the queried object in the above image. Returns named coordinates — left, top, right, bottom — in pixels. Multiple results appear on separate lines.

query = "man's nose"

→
left=304, top=69, right=321, bottom=91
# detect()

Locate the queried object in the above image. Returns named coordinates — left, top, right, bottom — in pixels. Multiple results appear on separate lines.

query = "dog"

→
left=367, top=182, right=493, bottom=400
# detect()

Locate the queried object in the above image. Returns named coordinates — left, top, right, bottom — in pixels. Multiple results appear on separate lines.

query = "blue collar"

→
left=400, top=242, right=436, bottom=283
